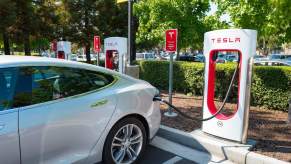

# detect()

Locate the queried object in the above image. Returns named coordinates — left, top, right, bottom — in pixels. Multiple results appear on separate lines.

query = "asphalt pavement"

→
left=140, top=145, right=196, bottom=164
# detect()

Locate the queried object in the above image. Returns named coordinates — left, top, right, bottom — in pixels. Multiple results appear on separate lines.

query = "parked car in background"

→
left=70, top=54, right=77, bottom=61
left=269, top=54, right=287, bottom=60
left=163, top=53, right=177, bottom=61
left=0, top=56, right=160, bottom=164
left=225, top=54, right=238, bottom=62
left=179, top=53, right=205, bottom=62
left=216, top=54, right=227, bottom=63
left=194, top=54, right=205, bottom=62
left=254, top=55, right=268, bottom=62
left=254, top=60, right=291, bottom=66
left=136, top=52, right=156, bottom=60
left=77, top=55, right=87, bottom=62
left=76, top=54, right=96, bottom=62
left=284, top=55, right=291, bottom=61
left=40, top=51, right=49, bottom=57
left=179, top=54, right=196, bottom=62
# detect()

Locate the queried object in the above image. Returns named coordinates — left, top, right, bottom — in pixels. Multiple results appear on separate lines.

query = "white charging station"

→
left=104, top=37, right=127, bottom=74
left=202, top=29, right=257, bottom=143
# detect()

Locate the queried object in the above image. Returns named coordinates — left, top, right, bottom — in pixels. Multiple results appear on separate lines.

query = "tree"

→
left=10, top=0, right=35, bottom=55
left=134, top=0, right=210, bottom=57
left=63, top=0, right=127, bottom=62
left=214, top=0, right=291, bottom=54
left=7, top=0, right=59, bottom=55
left=63, top=0, right=103, bottom=62
left=268, top=0, right=291, bottom=43
left=203, top=14, right=229, bottom=31
left=0, top=0, right=16, bottom=55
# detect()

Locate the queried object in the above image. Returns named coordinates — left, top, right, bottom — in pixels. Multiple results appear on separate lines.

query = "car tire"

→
left=103, top=117, right=147, bottom=164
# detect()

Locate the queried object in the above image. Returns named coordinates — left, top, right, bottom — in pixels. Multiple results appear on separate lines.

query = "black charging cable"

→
left=153, top=63, right=239, bottom=122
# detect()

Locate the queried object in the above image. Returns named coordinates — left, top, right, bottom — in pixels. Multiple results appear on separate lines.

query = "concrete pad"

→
left=157, top=125, right=288, bottom=164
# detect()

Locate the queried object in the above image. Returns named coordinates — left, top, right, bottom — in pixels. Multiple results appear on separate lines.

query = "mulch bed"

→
left=159, top=92, right=291, bottom=162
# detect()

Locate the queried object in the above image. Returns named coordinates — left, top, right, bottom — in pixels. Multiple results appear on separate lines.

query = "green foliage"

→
left=0, top=0, right=16, bottom=31
left=214, top=0, right=291, bottom=52
left=251, top=66, right=291, bottom=110
left=138, top=61, right=291, bottom=111
left=134, top=0, right=210, bottom=50
left=60, top=0, right=127, bottom=61
left=203, top=15, right=229, bottom=31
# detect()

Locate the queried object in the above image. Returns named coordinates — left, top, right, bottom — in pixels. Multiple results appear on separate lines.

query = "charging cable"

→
left=153, top=63, right=239, bottom=122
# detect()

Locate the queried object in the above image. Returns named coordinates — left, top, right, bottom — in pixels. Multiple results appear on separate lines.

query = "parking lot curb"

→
left=157, top=125, right=289, bottom=164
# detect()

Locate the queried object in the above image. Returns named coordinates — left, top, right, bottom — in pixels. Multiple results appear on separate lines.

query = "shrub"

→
left=138, top=60, right=291, bottom=111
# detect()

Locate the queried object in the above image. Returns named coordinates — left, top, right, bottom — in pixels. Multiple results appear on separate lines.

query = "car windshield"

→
left=227, top=55, right=236, bottom=60
left=145, top=53, right=154, bottom=59
left=254, top=55, right=264, bottom=59
left=270, top=55, right=283, bottom=59
left=136, top=53, right=144, bottom=58
left=217, top=54, right=225, bottom=59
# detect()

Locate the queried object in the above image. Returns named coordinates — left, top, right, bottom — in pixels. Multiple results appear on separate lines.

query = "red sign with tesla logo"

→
left=165, top=29, right=178, bottom=52
left=93, top=36, right=101, bottom=52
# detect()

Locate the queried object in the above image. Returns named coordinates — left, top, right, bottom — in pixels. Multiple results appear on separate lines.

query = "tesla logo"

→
left=211, top=37, right=240, bottom=44
left=105, top=42, right=118, bottom=47
left=217, top=121, right=223, bottom=127
left=168, top=32, right=175, bottom=39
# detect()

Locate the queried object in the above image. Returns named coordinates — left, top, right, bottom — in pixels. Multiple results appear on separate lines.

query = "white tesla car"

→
left=0, top=56, right=161, bottom=164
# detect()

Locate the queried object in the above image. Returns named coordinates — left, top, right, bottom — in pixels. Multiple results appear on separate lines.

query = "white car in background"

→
left=77, top=54, right=87, bottom=62
left=254, top=60, right=291, bottom=66
left=77, top=54, right=99, bottom=62
left=162, top=53, right=177, bottom=61
left=136, top=52, right=156, bottom=60
left=0, top=56, right=161, bottom=164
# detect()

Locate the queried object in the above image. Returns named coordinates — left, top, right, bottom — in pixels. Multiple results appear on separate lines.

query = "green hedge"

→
left=138, top=61, right=291, bottom=111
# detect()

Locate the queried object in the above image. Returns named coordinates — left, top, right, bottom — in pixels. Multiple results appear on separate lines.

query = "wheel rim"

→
left=111, top=124, right=143, bottom=164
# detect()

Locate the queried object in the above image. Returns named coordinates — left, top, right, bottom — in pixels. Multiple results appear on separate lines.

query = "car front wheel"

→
left=103, top=117, right=147, bottom=164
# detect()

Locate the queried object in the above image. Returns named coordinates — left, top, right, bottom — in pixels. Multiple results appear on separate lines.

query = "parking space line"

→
left=162, top=156, right=183, bottom=164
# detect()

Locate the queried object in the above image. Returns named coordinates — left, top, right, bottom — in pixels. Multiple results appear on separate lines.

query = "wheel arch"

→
left=114, top=114, right=150, bottom=142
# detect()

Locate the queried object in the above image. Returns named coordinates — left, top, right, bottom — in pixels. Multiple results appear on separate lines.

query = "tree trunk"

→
left=3, top=31, right=10, bottom=55
left=84, top=6, right=91, bottom=63
left=85, top=44, right=91, bottom=63
left=24, top=32, right=31, bottom=56
left=131, top=16, right=139, bottom=62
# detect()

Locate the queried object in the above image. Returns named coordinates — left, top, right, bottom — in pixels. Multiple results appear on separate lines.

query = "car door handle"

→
left=0, top=124, right=5, bottom=131
left=91, top=99, right=108, bottom=108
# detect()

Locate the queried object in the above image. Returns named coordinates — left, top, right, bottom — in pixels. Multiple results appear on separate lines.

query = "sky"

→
left=208, top=2, right=231, bottom=22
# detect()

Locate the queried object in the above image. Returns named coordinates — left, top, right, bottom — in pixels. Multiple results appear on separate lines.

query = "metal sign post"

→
left=288, top=100, right=291, bottom=124
left=97, top=52, right=100, bottom=66
left=164, top=29, right=178, bottom=117
left=94, top=36, right=101, bottom=66
left=128, top=0, right=133, bottom=65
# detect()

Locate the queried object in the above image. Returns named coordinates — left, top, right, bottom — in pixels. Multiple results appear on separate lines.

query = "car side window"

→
left=13, top=66, right=115, bottom=107
left=0, top=68, right=18, bottom=111
left=55, top=67, right=94, bottom=97
left=84, top=71, right=115, bottom=89
left=31, top=67, right=58, bottom=104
